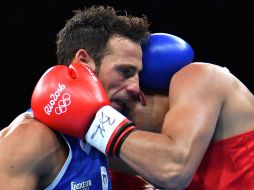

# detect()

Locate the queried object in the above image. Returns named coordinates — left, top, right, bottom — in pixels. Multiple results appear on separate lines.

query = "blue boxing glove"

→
left=139, top=33, right=194, bottom=91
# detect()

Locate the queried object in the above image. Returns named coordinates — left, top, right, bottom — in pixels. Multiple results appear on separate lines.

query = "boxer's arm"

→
left=119, top=63, right=226, bottom=189
left=0, top=112, right=58, bottom=189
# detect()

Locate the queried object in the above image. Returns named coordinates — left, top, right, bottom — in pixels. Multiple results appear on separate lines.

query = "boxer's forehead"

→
left=104, top=36, right=143, bottom=71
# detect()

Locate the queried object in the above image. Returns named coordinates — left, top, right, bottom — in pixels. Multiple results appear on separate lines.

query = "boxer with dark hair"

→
left=0, top=5, right=149, bottom=189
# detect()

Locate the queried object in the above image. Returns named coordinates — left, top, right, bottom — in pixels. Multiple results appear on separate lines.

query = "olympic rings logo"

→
left=44, top=83, right=71, bottom=116
left=55, top=93, right=71, bottom=115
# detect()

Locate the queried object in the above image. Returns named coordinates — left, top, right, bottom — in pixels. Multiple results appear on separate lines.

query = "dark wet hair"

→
left=56, top=5, right=150, bottom=67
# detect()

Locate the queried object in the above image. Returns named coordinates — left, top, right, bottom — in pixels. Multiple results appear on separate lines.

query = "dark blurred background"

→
left=1, top=0, right=253, bottom=127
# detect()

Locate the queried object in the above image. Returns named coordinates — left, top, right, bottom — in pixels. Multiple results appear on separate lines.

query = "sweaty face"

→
left=97, top=36, right=143, bottom=113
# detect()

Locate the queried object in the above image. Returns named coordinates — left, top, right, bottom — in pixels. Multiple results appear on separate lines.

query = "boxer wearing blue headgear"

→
left=140, top=33, right=194, bottom=91
left=110, top=32, right=254, bottom=190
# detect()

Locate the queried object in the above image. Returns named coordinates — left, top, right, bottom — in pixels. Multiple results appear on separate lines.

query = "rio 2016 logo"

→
left=44, top=83, right=71, bottom=115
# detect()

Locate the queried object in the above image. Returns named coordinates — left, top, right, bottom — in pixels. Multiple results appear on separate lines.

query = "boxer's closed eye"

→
left=116, top=65, right=137, bottom=79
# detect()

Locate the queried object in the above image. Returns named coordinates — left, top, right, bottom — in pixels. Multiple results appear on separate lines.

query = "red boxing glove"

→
left=32, top=61, right=137, bottom=157
left=31, top=62, right=109, bottom=138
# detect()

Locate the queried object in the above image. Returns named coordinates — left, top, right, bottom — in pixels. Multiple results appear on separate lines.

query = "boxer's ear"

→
left=74, top=49, right=96, bottom=72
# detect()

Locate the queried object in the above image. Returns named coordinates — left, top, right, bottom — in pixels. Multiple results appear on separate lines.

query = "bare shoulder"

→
left=1, top=112, right=61, bottom=151
left=0, top=112, right=62, bottom=175
left=170, top=62, right=234, bottom=95
left=173, top=62, right=231, bottom=81
left=166, top=62, right=241, bottom=114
